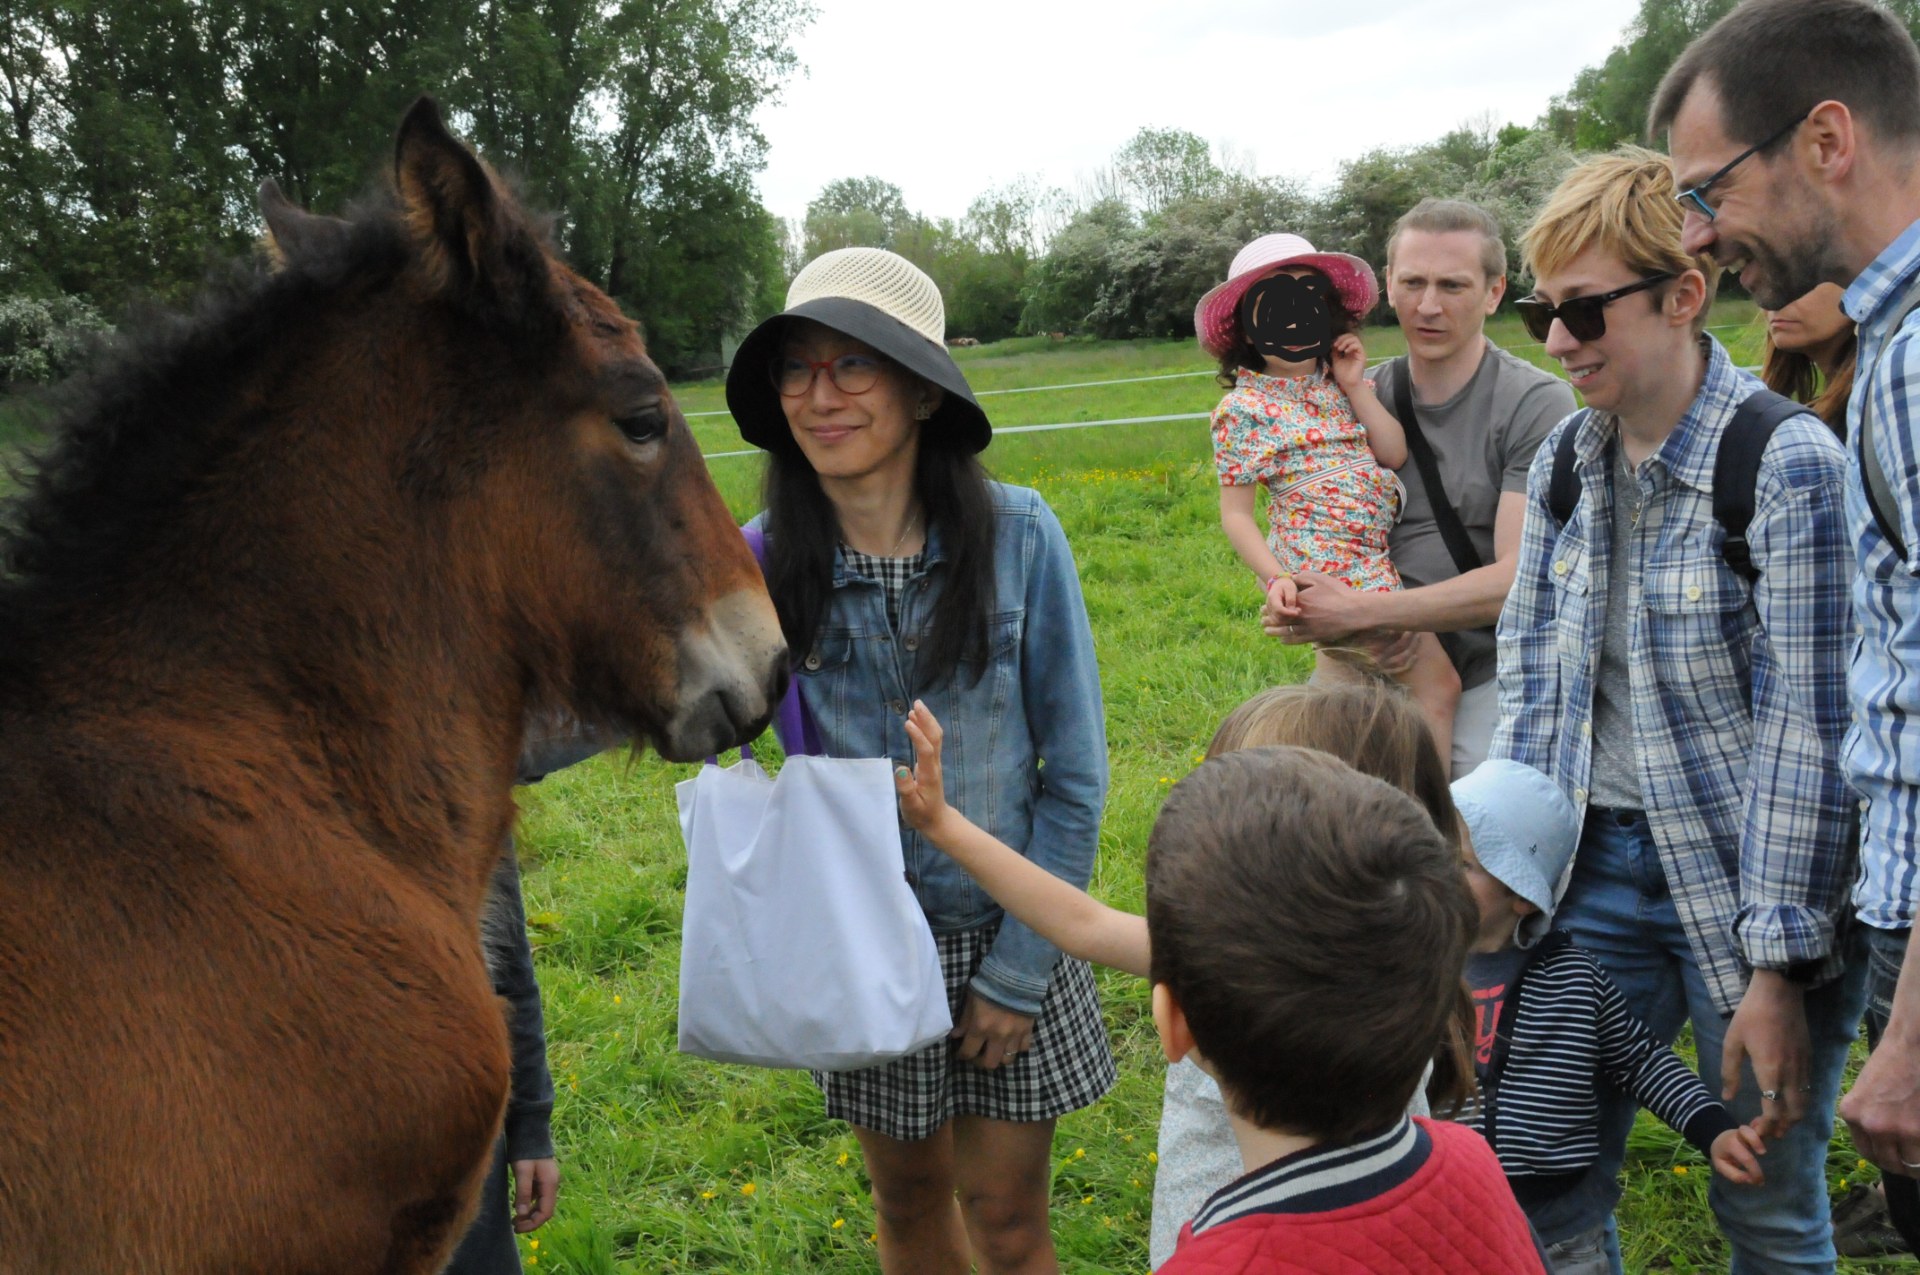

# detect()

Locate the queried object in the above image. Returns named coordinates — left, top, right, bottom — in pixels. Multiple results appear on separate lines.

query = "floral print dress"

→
left=1211, top=368, right=1404, bottom=593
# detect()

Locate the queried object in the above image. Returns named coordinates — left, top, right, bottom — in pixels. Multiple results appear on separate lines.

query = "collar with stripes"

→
left=1189, top=1116, right=1429, bottom=1235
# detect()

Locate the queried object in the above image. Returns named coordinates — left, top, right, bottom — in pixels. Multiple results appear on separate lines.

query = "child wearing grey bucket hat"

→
left=1450, top=760, right=1767, bottom=1267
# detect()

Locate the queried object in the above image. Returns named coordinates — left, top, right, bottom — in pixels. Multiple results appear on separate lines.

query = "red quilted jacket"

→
left=1160, top=1119, right=1544, bottom=1274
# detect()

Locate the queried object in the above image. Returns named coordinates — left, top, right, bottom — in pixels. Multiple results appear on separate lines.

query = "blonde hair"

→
left=1519, top=145, right=1721, bottom=334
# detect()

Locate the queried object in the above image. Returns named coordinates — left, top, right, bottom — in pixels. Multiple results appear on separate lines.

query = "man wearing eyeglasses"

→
left=1491, top=145, right=1858, bottom=1274
left=1653, top=0, right=1920, bottom=1247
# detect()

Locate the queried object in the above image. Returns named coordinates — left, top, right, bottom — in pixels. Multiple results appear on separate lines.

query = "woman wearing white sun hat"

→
left=726, top=248, right=1114, bottom=1273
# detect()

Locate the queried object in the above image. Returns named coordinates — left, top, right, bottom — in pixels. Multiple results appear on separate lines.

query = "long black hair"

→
left=762, top=414, right=997, bottom=689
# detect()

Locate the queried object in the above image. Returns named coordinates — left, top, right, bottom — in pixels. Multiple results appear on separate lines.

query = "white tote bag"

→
left=675, top=751, right=952, bottom=1071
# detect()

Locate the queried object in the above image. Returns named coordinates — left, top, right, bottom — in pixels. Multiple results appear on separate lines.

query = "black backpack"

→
left=1544, top=389, right=1832, bottom=582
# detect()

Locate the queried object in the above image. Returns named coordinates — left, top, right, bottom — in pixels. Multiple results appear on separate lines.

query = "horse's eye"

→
left=614, top=407, right=668, bottom=445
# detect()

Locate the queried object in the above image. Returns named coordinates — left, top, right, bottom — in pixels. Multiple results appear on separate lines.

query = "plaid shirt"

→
left=1843, top=218, right=1920, bottom=930
left=1492, top=335, right=1855, bottom=1015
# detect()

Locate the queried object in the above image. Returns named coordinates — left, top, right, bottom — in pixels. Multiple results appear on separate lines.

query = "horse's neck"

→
left=37, top=564, right=527, bottom=909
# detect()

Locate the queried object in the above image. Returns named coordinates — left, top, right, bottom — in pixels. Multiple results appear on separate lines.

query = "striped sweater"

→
left=1465, top=931, right=1736, bottom=1208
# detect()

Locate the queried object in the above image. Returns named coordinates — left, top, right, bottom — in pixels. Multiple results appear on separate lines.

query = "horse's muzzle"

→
left=657, top=589, right=786, bottom=761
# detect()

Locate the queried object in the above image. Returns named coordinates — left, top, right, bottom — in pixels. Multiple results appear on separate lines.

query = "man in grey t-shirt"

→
left=1264, top=199, right=1574, bottom=776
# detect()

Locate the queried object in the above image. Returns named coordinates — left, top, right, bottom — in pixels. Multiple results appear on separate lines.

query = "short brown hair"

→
left=1146, top=746, right=1476, bottom=1143
left=1520, top=145, right=1721, bottom=334
left=1651, top=0, right=1920, bottom=151
left=1385, top=199, right=1507, bottom=282
left=1206, top=681, right=1457, bottom=843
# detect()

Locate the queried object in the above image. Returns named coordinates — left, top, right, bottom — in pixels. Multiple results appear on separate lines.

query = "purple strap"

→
left=742, top=524, right=825, bottom=757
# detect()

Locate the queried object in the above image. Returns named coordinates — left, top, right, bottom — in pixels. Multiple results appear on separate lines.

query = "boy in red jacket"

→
left=1149, top=746, right=1544, bottom=1274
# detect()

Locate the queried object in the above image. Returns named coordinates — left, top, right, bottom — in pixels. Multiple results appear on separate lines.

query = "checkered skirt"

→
left=813, top=923, right=1116, bottom=1141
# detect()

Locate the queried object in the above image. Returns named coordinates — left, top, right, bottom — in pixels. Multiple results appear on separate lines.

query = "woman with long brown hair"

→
left=1761, top=282, right=1856, bottom=433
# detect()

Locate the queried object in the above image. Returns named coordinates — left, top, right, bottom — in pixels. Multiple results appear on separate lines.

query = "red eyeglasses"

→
left=771, top=353, right=884, bottom=397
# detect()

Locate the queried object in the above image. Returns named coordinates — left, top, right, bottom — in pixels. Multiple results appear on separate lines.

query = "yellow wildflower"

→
left=1082, top=1195, right=1093, bottom=1205
left=1148, top=1151, right=1158, bottom=1164
left=832, top=1218, right=845, bottom=1230
left=1073, top=1147, right=1086, bottom=1160
left=837, top=1152, right=850, bottom=1167
left=700, top=1190, right=716, bottom=1200
left=613, top=994, right=622, bottom=1005
left=1674, top=1166, right=1689, bottom=1175
left=741, top=1182, right=757, bottom=1196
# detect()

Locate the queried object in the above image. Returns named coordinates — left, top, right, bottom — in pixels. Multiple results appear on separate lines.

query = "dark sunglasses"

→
left=1513, top=274, right=1674, bottom=343
left=771, top=352, right=884, bottom=397
left=1675, top=110, right=1810, bottom=221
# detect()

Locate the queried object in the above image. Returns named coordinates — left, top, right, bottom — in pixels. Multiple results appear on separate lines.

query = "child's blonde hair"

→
left=1519, top=145, right=1721, bottom=334
left=1206, top=680, right=1458, bottom=843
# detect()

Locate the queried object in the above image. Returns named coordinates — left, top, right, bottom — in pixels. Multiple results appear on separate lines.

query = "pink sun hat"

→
left=1194, top=233, right=1380, bottom=359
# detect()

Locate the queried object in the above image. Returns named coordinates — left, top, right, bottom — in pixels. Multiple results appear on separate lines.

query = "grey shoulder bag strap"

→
left=1860, top=275, right=1920, bottom=562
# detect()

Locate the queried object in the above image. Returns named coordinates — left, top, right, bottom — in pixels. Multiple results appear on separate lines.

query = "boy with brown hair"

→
left=1145, top=746, right=1542, bottom=1273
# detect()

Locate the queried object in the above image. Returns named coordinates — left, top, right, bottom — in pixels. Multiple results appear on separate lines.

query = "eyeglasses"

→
left=771, top=353, right=884, bottom=397
left=1513, top=275, right=1675, bottom=343
left=1674, top=110, right=1810, bottom=221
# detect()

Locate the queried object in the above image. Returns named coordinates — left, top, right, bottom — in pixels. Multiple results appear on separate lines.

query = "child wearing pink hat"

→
left=1198, top=233, right=1459, bottom=758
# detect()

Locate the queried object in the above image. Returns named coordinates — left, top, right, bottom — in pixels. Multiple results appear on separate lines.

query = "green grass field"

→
left=10, top=302, right=1906, bottom=1271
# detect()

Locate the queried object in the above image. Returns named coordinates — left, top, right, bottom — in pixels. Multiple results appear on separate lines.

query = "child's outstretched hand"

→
left=1710, top=1120, right=1768, bottom=1185
left=895, top=700, right=953, bottom=837
left=1330, top=332, right=1368, bottom=394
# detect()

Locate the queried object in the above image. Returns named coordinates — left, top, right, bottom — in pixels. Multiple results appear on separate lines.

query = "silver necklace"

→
left=1618, top=444, right=1644, bottom=529
left=847, top=513, right=919, bottom=558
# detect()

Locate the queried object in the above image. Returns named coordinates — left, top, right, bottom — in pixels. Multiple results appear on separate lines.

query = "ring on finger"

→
left=1760, top=1089, right=1780, bottom=1101
left=1904, top=1160, right=1920, bottom=1171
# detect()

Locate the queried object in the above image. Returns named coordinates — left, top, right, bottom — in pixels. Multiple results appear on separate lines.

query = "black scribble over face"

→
left=1239, top=271, right=1333, bottom=364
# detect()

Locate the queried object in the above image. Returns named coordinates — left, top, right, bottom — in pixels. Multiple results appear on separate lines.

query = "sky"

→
left=752, top=0, right=1648, bottom=229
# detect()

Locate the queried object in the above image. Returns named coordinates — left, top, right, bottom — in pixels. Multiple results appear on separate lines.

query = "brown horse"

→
left=0, top=99, right=784, bottom=1273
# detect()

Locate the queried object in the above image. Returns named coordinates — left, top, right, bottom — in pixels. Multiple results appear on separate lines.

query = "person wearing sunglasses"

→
left=1491, top=145, right=1858, bottom=1275
left=724, top=247, right=1112, bottom=1275
left=1654, top=4, right=1920, bottom=1244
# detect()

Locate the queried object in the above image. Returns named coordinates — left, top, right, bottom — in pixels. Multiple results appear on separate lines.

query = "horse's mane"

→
left=0, top=196, right=417, bottom=619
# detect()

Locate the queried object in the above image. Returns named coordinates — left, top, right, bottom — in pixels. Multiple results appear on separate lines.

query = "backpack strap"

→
left=1388, top=357, right=1484, bottom=575
left=1712, top=389, right=1809, bottom=583
left=1545, top=409, right=1594, bottom=527
left=1859, top=277, right=1920, bottom=564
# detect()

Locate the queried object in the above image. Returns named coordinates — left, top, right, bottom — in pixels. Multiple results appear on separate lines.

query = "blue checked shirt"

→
left=1843, top=218, right=1920, bottom=931
left=1492, top=335, right=1856, bottom=1015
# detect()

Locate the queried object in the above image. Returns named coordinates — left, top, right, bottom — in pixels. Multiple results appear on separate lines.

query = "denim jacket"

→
left=749, top=483, right=1108, bottom=1016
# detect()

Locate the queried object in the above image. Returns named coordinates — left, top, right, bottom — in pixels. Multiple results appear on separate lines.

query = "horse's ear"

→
left=393, top=96, right=539, bottom=297
left=259, top=180, right=350, bottom=269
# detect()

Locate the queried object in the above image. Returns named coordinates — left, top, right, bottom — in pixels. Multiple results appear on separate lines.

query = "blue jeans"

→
left=1861, top=925, right=1920, bottom=1251
left=1551, top=807, right=1868, bottom=1274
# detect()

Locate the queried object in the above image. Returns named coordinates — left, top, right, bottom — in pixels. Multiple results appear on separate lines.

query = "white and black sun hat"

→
left=726, top=247, right=990, bottom=453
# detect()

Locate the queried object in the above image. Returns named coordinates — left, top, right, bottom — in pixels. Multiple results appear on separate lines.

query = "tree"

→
left=0, top=0, right=813, bottom=373
left=1112, top=126, right=1223, bottom=216
left=1457, top=126, right=1578, bottom=287
left=1019, top=199, right=1137, bottom=336
left=801, top=176, right=918, bottom=257
left=1313, top=144, right=1464, bottom=284
left=1543, top=0, right=1920, bottom=152
left=1544, top=0, right=1737, bottom=151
